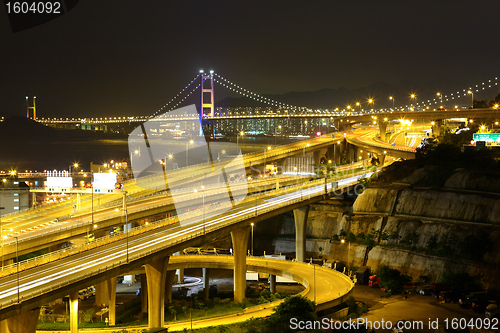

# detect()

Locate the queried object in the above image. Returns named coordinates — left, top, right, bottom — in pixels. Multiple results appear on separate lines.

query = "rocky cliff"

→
left=255, top=162, right=500, bottom=289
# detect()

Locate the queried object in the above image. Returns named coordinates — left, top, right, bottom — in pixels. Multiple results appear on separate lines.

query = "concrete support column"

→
left=378, top=154, right=386, bottom=166
left=145, top=256, right=169, bottom=329
left=0, top=308, right=40, bottom=333
left=378, top=121, right=388, bottom=141
left=94, top=278, right=117, bottom=324
left=203, top=268, right=210, bottom=301
left=269, top=274, right=276, bottom=294
left=32, top=192, right=37, bottom=208
left=70, top=292, right=79, bottom=333
left=432, top=119, right=443, bottom=137
left=294, top=205, right=310, bottom=262
left=174, top=251, right=184, bottom=283
left=140, top=273, right=148, bottom=313
left=165, top=270, right=177, bottom=304
left=230, top=227, right=250, bottom=302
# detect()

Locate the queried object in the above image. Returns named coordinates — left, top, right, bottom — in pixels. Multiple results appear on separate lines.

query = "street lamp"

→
left=250, top=222, right=254, bottom=256
left=468, top=90, right=474, bottom=108
left=275, top=124, right=282, bottom=146
left=69, top=163, right=79, bottom=176
left=123, top=191, right=129, bottom=263
left=195, top=186, right=206, bottom=234
left=368, top=99, right=374, bottom=111
left=437, top=92, right=443, bottom=109
left=1, top=228, right=11, bottom=269
left=15, top=236, right=19, bottom=303
left=341, top=238, right=351, bottom=273
left=410, top=94, right=416, bottom=110
left=237, top=131, right=244, bottom=145
left=186, top=140, right=194, bottom=167
left=389, top=96, right=394, bottom=110
left=356, top=102, right=360, bottom=112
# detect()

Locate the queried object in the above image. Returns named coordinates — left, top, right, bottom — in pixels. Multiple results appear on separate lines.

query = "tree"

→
left=267, top=295, right=316, bottom=332
left=459, top=230, right=493, bottom=261
left=376, top=265, right=412, bottom=295
left=84, top=308, right=95, bottom=322
left=168, top=306, right=177, bottom=321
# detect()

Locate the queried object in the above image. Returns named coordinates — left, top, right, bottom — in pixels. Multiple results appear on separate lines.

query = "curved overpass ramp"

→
left=168, top=255, right=354, bottom=312
left=346, top=128, right=416, bottom=159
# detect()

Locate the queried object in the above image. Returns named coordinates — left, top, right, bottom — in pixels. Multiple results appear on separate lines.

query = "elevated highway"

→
left=0, top=172, right=366, bottom=330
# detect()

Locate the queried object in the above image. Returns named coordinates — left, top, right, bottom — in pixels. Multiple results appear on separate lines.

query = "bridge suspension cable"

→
left=213, top=73, right=306, bottom=111
left=150, top=73, right=203, bottom=118
left=393, top=76, right=499, bottom=110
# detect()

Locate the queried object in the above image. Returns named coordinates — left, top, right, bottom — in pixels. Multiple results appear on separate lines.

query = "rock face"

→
left=257, top=167, right=500, bottom=289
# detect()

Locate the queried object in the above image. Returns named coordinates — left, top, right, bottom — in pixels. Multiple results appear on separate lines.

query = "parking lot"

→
left=353, top=285, right=489, bottom=332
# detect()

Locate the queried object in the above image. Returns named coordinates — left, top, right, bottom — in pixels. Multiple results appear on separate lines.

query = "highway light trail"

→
left=0, top=173, right=368, bottom=305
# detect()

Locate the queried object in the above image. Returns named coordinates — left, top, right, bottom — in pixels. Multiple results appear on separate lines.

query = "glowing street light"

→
left=389, top=96, right=395, bottom=109
left=410, top=94, right=417, bottom=110
left=237, top=131, right=244, bottom=145
left=468, top=90, right=474, bottom=108
left=368, top=99, right=374, bottom=111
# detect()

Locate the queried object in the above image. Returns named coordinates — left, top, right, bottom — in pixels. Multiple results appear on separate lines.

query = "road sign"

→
left=473, top=133, right=500, bottom=144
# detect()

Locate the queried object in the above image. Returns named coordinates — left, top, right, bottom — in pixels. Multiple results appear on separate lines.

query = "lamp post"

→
left=410, top=94, right=417, bottom=111
left=437, top=92, right=443, bottom=109
left=15, top=236, right=19, bottom=303
left=186, top=140, right=194, bottom=167
left=195, top=187, right=206, bottom=234
left=389, top=96, right=394, bottom=110
left=69, top=163, right=78, bottom=176
left=341, top=239, right=351, bottom=273
left=250, top=222, right=254, bottom=256
left=356, top=102, right=361, bottom=112
left=237, top=131, right=244, bottom=146
left=275, top=125, right=281, bottom=146
left=368, top=99, right=374, bottom=111
left=123, top=191, right=129, bottom=263
left=468, top=90, right=474, bottom=108
left=264, top=146, right=271, bottom=176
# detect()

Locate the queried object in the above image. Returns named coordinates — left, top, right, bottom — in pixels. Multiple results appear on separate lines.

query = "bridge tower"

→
left=26, top=96, right=36, bottom=120
left=199, top=70, right=214, bottom=137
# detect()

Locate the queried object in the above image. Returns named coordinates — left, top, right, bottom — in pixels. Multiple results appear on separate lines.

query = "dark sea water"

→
left=0, top=139, right=129, bottom=172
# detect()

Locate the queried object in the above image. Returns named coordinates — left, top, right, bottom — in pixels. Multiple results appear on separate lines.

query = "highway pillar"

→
left=294, top=205, right=310, bottom=262
left=174, top=251, right=184, bottom=283
left=165, top=270, right=177, bottom=304
left=94, top=278, right=117, bottom=324
left=378, top=120, right=388, bottom=141
left=145, top=256, right=169, bottom=329
left=313, top=148, right=327, bottom=165
left=70, top=292, right=79, bottom=333
left=140, top=273, right=148, bottom=313
left=432, top=119, right=443, bottom=137
left=231, top=227, right=250, bottom=302
left=203, top=268, right=210, bottom=301
left=378, top=154, right=386, bottom=166
left=269, top=274, right=276, bottom=294
left=32, top=192, right=37, bottom=208
left=0, top=308, right=40, bottom=333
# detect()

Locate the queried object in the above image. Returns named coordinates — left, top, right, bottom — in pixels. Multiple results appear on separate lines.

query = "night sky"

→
left=1, top=0, right=500, bottom=118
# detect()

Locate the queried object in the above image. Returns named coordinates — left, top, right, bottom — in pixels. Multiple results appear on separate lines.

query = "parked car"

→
left=438, top=290, right=463, bottom=303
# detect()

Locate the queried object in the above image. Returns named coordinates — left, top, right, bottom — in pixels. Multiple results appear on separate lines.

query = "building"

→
left=0, top=178, right=30, bottom=217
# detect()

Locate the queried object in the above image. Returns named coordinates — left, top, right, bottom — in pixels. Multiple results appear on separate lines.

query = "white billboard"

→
left=46, top=177, right=73, bottom=188
left=93, top=173, right=117, bottom=189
